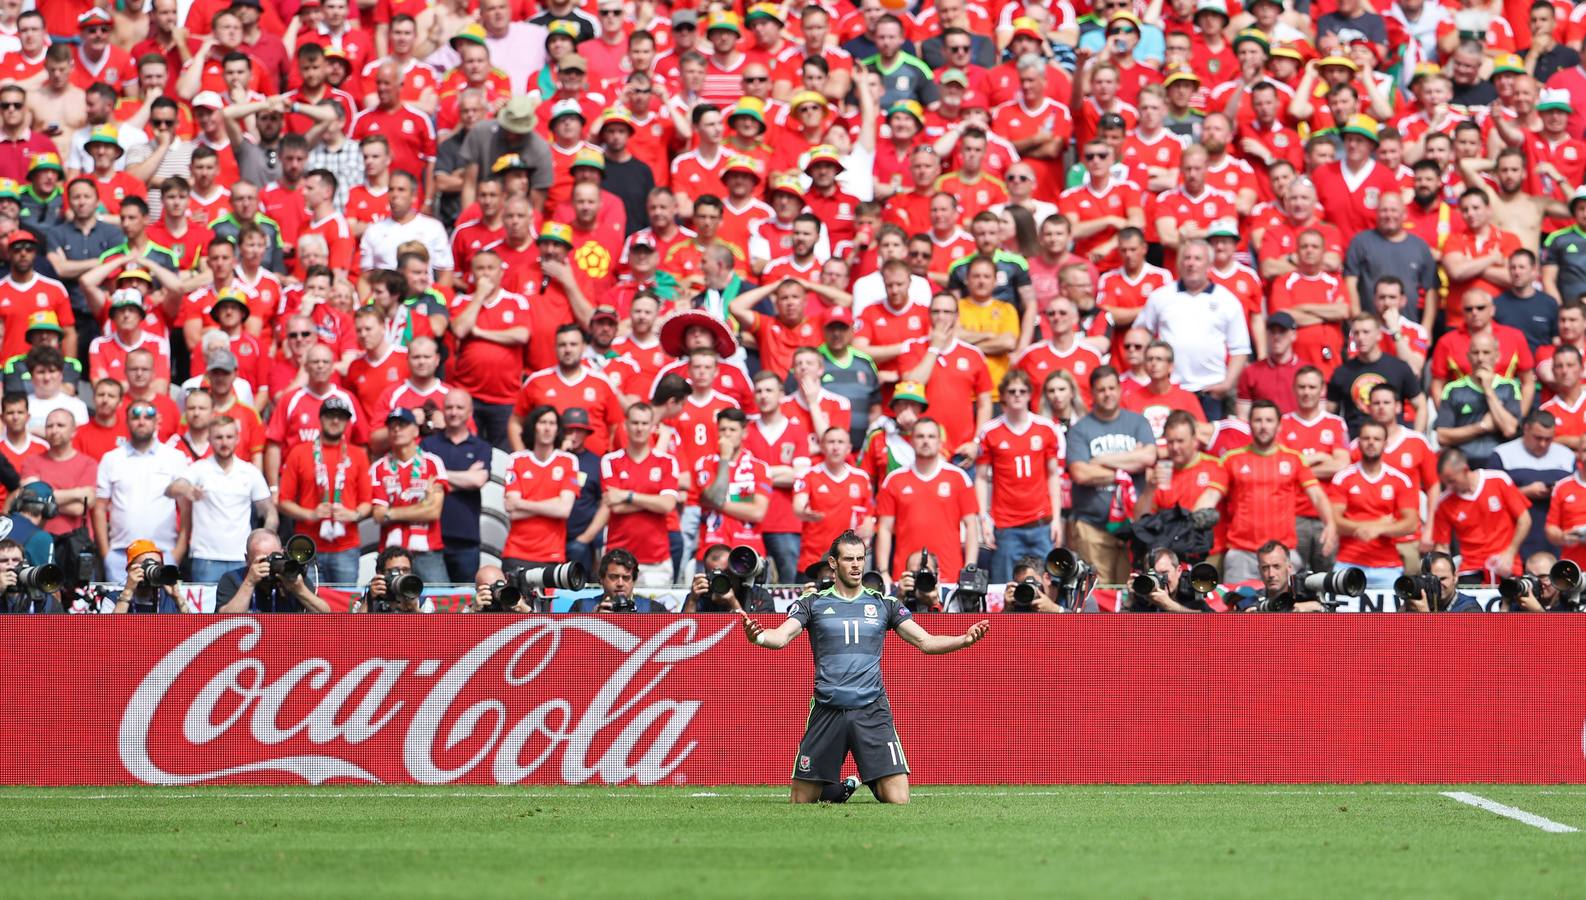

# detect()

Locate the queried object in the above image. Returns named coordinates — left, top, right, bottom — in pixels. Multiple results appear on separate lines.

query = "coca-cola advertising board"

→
left=3, top=615, right=1585, bottom=785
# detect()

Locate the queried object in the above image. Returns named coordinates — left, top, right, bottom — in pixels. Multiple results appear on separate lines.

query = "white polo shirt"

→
left=177, top=455, right=272, bottom=563
left=1135, top=280, right=1253, bottom=393
left=95, top=440, right=188, bottom=554
left=359, top=212, right=454, bottom=274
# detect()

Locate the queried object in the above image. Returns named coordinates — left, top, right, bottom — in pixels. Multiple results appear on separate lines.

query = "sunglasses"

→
left=599, top=8, right=623, bottom=14
left=947, top=44, right=971, bottom=52
left=1007, top=173, right=1033, bottom=182
left=81, top=25, right=109, bottom=34
left=287, top=330, right=314, bottom=338
left=1107, top=26, right=1137, bottom=35
left=1084, top=151, right=1110, bottom=160
left=0, top=102, right=21, bottom=111
left=150, top=117, right=177, bottom=127
left=1123, top=342, right=1147, bottom=349
left=744, top=75, right=769, bottom=83
left=1463, top=303, right=1491, bottom=312
left=129, top=406, right=157, bottom=419
left=1002, top=387, right=1030, bottom=395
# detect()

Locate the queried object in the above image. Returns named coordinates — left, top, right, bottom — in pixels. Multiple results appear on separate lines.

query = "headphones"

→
left=17, top=486, right=57, bottom=520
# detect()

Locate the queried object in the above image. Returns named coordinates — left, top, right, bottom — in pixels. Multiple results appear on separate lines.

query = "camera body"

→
left=606, top=593, right=637, bottom=613
left=952, top=564, right=989, bottom=612
left=1044, top=548, right=1096, bottom=611
left=139, top=559, right=180, bottom=589
left=484, top=562, right=587, bottom=611
left=1008, top=576, right=1043, bottom=612
left=368, top=572, right=426, bottom=613
left=266, top=534, right=318, bottom=582
left=1393, top=572, right=1444, bottom=609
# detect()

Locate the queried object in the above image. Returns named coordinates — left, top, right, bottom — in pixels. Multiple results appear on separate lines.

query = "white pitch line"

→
left=1440, top=791, right=1580, bottom=833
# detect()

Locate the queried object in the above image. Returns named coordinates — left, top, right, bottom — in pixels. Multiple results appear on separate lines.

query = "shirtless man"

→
left=27, top=46, right=85, bottom=157
left=1459, top=147, right=1569, bottom=252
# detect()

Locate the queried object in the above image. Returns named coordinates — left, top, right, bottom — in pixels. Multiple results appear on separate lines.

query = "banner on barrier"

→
left=3, top=616, right=1584, bottom=786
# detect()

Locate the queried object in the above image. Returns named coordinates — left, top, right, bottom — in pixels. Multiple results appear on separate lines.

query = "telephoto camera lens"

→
left=1301, top=567, right=1366, bottom=598
left=139, top=559, right=180, bottom=589
left=15, top=563, right=61, bottom=593
left=1130, top=571, right=1168, bottom=597
left=860, top=571, right=885, bottom=594
left=1498, top=574, right=1541, bottom=601
left=707, top=568, right=734, bottom=596
left=390, top=573, right=425, bottom=602
left=1010, top=577, right=1042, bottom=610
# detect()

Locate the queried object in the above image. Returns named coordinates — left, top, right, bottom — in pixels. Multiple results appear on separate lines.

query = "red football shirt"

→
left=368, top=450, right=449, bottom=552
left=503, top=449, right=580, bottom=561
left=752, top=313, right=823, bottom=379
left=877, top=461, right=977, bottom=580
left=671, top=391, right=739, bottom=502
left=279, top=439, right=372, bottom=554
left=793, top=462, right=874, bottom=570
left=1121, top=382, right=1206, bottom=440
left=513, top=367, right=624, bottom=457
left=600, top=449, right=682, bottom=565
left=1011, top=340, right=1106, bottom=408
left=1547, top=473, right=1586, bottom=567
left=1329, top=463, right=1419, bottom=568
left=1220, top=445, right=1319, bottom=551
left=693, top=451, right=773, bottom=558
left=744, top=415, right=814, bottom=534
left=895, top=338, right=993, bottom=453
left=447, top=291, right=530, bottom=405
left=975, top=414, right=1061, bottom=528
left=1432, top=469, right=1530, bottom=575
left=1267, top=271, right=1347, bottom=378
left=1279, top=410, right=1350, bottom=518
left=346, top=345, right=409, bottom=419
left=0, top=274, right=73, bottom=360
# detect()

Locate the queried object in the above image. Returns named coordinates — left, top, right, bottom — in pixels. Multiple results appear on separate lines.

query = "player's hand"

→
left=963, top=619, right=990, bottom=646
left=737, top=608, right=765, bottom=645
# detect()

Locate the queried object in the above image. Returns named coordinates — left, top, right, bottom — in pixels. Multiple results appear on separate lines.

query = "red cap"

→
left=823, top=308, right=854, bottom=327
left=77, top=8, right=113, bottom=29
left=4, top=229, right=40, bottom=248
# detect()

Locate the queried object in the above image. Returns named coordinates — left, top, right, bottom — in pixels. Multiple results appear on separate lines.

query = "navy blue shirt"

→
left=1493, top=289, right=1559, bottom=350
left=45, top=219, right=124, bottom=310
left=1491, top=436, right=1574, bottom=558
left=214, top=565, right=321, bottom=612
left=569, top=595, right=667, bottom=612
left=421, top=429, right=492, bottom=546
left=566, top=446, right=602, bottom=542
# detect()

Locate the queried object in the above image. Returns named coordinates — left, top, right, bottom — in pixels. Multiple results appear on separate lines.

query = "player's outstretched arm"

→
left=896, top=618, right=990, bottom=655
left=737, top=609, right=803, bottom=650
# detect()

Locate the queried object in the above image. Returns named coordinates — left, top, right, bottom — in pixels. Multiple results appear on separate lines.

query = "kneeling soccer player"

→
left=738, top=530, right=991, bottom=804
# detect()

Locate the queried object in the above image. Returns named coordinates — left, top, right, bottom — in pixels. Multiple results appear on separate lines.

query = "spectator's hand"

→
left=473, top=271, right=498, bottom=297
left=953, top=440, right=977, bottom=460
left=368, top=574, right=388, bottom=599
left=690, top=572, right=709, bottom=596
left=0, top=568, right=17, bottom=592
left=314, top=501, right=335, bottom=519
left=795, top=505, right=824, bottom=523
left=1354, top=522, right=1378, bottom=542
left=124, top=561, right=145, bottom=594
left=595, top=596, right=614, bottom=612
left=331, top=504, right=360, bottom=523
left=1321, top=523, right=1338, bottom=559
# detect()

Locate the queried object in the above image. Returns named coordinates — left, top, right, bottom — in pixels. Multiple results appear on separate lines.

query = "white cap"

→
left=191, top=91, right=225, bottom=110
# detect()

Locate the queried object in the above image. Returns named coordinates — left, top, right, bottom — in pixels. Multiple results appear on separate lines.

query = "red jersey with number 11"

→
left=975, top=414, right=1061, bottom=529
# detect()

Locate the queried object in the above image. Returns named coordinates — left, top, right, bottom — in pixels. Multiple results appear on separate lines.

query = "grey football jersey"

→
left=788, top=587, right=911, bottom=708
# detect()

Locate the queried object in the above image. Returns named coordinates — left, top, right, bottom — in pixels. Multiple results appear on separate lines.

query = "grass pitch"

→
left=2, top=785, right=1582, bottom=899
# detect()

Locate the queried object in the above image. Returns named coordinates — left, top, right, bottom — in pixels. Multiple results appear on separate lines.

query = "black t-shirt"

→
left=1326, top=354, right=1422, bottom=435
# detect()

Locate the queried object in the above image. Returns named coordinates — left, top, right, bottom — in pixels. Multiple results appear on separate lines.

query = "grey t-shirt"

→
left=1066, top=409, right=1155, bottom=527
left=1343, top=230, right=1438, bottom=319
left=459, top=122, right=555, bottom=192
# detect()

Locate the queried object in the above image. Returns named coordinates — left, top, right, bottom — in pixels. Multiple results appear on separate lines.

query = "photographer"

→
left=1503, top=552, right=1577, bottom=612
left=1124, top=548, right=1212, bottom=613
left=570, top=548, right=668, bottom=612
left=891, top=549, right=946, bottom=612
left=1239, top=541, right=1325, bottom=613
left=215, top=529, right=329, bottom=613
left=1401, top=551, right=1482, bottom=612
left=356, top=547, right=433, bottom=613
left=682, top=543, right=774, bottom=612
left=1001, top=556, right=1066, bottom=613
left=469, top=564, right=533, bottom=613
left=7, top=482, right=59, bottom=566
left=112, top=541, right=196, bottom=614
left=0, top=537, right=61, bottom=613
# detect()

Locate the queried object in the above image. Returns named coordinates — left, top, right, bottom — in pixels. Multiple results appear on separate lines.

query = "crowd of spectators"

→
left=2, top=0, right=1586, bottom=614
